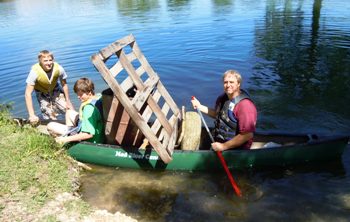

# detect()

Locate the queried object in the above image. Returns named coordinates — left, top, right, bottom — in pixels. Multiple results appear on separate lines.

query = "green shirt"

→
left=80, top=104, right=104, bottom=143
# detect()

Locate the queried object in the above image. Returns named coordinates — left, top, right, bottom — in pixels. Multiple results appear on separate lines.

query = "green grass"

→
left=0, top=104, right=92, bottom=220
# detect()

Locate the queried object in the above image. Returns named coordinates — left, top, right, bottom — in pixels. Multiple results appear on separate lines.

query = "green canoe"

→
left=67, top=132, right=349, bottom=171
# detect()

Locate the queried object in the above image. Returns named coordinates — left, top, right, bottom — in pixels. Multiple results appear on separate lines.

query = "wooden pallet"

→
left=91, top=34, right=181, bottom=163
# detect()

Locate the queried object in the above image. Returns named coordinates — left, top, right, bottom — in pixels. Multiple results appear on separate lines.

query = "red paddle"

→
left=192, top=96, right=242, bottom=197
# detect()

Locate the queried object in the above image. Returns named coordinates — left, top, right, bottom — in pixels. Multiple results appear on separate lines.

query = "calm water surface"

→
left=1, top=0, right=350, bottom=221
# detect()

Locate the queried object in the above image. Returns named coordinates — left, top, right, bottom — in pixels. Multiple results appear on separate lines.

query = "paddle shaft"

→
left=192, top=97, right=242, bottom=197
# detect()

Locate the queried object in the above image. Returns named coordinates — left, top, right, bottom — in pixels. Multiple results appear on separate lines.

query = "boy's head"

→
left=38, top=50, right=54, bottom=72
left=74, top=78, right=95, bottom=102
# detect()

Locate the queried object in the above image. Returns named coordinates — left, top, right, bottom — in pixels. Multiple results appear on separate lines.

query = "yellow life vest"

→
left=32, top=62, right=61, bottom=93
left=78, top=94, right=102, bottom=120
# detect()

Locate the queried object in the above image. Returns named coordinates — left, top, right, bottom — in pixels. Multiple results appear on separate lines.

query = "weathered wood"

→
left=92, top=58, right=173, bottom=163
left=91, top=34, right=181, bottom=163
left=98, top=34, right=135, bottom=60
left=110, top=61, right=123, bottom=78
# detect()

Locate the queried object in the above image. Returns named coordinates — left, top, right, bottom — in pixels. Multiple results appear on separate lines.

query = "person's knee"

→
left=47, top=122, right=66, bottom=137
left=47, top=122, right=56, bottom=135
left=66, top=110, right=79, bottom=126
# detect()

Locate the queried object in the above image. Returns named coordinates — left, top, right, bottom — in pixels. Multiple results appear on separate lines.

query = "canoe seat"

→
left=250, top=142, right=266, bottom=149
left=91, top=34, right=181, bottom=163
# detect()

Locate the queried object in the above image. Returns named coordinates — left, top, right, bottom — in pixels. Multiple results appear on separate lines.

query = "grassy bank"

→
left=0, top=104, right=91, bottom=221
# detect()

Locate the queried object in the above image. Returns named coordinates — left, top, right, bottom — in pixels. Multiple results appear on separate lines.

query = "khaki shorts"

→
left=47, top=109, right=79, bottom=137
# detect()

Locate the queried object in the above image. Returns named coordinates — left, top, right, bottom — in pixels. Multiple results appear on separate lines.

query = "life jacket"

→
left=213, top=90, right=252, bottom=142
left=32, top=62, right=61, bottom=94
left=65, top=94, right=103, bottom=136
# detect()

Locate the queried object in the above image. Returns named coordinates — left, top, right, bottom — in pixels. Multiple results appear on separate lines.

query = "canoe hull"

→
left=67, top=134, right=349, bottom=171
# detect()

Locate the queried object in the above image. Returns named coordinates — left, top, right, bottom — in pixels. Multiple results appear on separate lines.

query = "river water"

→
left=1, top=0, right=350, bottom=221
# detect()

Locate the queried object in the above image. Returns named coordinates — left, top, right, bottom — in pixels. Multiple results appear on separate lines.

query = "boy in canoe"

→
left=191, top=70, right=257, bottom=150
left=47, top=77, right=104, bottom=144
left=25, top=50, right=74, bottom=124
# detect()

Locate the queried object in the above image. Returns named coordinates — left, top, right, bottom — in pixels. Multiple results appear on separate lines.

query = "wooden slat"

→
left=120, top=76, right=134, bottom=93
left=99, top=34, right=135, bottom=60
left=131, top=76, right=159, bottom=111
left=104, top=96, right=119, bottom=135
left=132, top=41, right=158, bottom=78
left=141, top=90, right=161, bottom=124
left=135, top=66, right=145, bottom=77
left=150, top=102, right=170, bottom=135
left=166, top=122, right=177, bottom=155
left=126, top=52, right=137, bottom=63
left=118, top=50, right=144, bottom=90
left=110, top=61, right=123, bottom=78
left=156, top=81, right=180, bottom=117
left=147, top=94, right=172, bottom=135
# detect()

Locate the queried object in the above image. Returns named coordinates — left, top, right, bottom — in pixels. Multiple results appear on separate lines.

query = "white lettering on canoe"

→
left=115, top=150, right=159, bottom=160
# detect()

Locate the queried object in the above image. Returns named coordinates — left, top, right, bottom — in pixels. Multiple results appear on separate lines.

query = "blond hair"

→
left=38, top=50, right=54, bottom=60
left=222, top=70, right=242, bottom=84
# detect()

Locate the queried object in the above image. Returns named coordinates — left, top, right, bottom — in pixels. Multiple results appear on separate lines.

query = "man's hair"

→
left=222, top=70, right=242, bottom=84
left=38, top=50, right=54, bottom=60
left=74, top=78, right=95, bottom=94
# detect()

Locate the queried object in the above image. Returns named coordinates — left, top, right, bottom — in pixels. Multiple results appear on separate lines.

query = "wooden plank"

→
left=110, top=61, right=123, bottom=78
left=135, top=66, right=146, bottom=77
left=120, top=66, right=145, bottom=93
left=150, top=102, right=170, bottom=141
left=126, top=52, right=137, bottom=63
left=104, top=96, right=119, bottom=135
left=131, top=76, right=159, bottom=111
left=120, top=77, right=134, bottom=93
left=99, top=34, right=135, bottom=60
left=166, top=121, right=177, bottom=156
left=132, top=41, right=158, bottom=78
left=118, top=50, right=144, bottom=90
left=147, top=94, right=172, bottom=135
left=156, top=81, right=180, bottom=117
left=140, top=90, right=161, bottom=124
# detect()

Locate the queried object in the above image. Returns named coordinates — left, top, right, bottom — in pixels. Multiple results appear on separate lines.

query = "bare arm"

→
left=211, top=132, right=254, bottom=151
left=56, top=132, right=93, bottom=144
left=191, top=97, right=217, bottom=118
left=60, top=79, right=74, bottom=110
left=25, top=84, right=38, bottom=121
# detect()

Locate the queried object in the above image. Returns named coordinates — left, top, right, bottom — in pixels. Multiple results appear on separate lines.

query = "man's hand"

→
left=191, top=96, right=201, bottom=110
left=211, top=142, right=225, bottom=152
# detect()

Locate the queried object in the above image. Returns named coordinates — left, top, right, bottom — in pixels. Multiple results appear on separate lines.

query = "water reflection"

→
left=252, top=0, right=350, bottom=133
left=116, top=0, right=160, bottom=17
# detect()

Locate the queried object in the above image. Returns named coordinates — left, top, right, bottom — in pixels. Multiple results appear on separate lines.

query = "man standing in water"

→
left=191, top=69, right=257, bottom=150
left=25, top=50, right=74, bottom=124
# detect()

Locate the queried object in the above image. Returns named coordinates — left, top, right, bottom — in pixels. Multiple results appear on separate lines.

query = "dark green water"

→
left=1, top=0, right=350, bottom=221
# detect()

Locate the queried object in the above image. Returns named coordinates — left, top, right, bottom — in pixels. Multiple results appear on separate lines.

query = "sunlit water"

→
left=1, top=0, right=350, bottom=221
